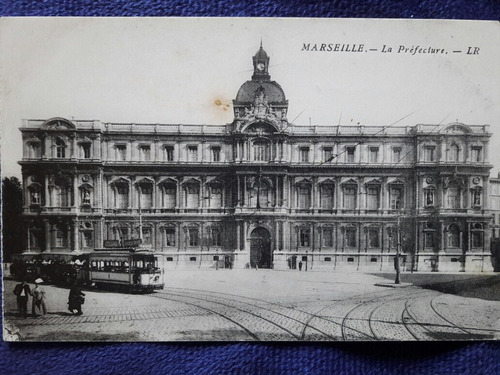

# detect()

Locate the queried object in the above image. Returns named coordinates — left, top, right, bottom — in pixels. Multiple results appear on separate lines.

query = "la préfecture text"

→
left=301, top=43, right=480, bottom=55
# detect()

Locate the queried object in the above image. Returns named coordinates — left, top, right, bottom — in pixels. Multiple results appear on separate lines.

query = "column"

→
left=73, top=173, right=78, bottom=208
left=44, top=135, right=51, bottom=159
left=73, top=220, right=79, bottom=252
left=44, top=220, right=51, bottom=251
left=236, top=222, right=241, bottom=251
left=26, top=225, right=31, bottom=252
left=237, top=176, right=241, bottom=207
left=71, top=135, right=77, bottom=159
left=243, top=176, right=247, bottom=207
left=275, top=221, right=279, bottom=251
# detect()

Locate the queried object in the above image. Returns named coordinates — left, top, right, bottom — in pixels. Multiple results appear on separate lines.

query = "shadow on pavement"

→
left=372, top=273, right=500, bottom=301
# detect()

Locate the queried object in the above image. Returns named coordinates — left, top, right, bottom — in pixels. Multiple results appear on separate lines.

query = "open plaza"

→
left=3, top=269, right=499, bottom=342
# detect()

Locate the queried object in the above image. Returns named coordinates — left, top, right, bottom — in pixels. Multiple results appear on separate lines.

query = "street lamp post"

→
left=395, top=213, right=401, bottom=284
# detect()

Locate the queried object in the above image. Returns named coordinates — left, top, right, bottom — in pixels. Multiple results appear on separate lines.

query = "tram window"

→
left=213, top=256, right=219, bottom=261
left=347, top=257, right=354, bottom=262
left=189, top=257, right=197, bottom=261
left=301, top=256, right=307, bottom=261
left=370, top=257, right=378, bottom=262
left=451, top=258, right=459, bottom=262
left=324, top=257, right=331, bottom=262
left=166, top=257, right=174, bottom=262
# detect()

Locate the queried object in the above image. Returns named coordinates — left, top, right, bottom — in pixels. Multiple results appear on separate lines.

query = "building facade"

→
left=19, top=45, right=495, bottom=272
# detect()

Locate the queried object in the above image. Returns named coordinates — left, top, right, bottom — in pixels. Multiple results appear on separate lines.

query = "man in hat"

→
left=13, top=279, right=32, bottom=318
left=32, top=278, right=47, bottom=317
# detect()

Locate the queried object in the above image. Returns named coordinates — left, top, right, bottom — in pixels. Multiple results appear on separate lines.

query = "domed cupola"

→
left=233, top=43, right=289, bottom=133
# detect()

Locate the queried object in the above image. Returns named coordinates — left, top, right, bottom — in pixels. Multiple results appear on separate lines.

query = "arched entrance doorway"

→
left=250, top=227, right=272, bottom=269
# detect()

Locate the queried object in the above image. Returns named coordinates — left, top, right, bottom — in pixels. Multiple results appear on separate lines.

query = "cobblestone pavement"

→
left=3, top=271, right=499, bottom=341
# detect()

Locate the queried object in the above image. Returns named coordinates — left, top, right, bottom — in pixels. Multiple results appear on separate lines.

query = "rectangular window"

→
left=116, top=145, right=127, bottom=161
left=367, top=187, right=380, bottom=210
left=323, top=147, right=333, bottom=162
left=55, top=229, right=68, bottom=247
left=83, top=232, right=93, bottom=248
left=142, top=227, right=152, bottom=245
left=472, top=147, right=482, bottom=162
left=472, top=232, right=483, bottom=248
left=424, top=146, right=435, bottom=162
left=188, top=146, right=198, bottom=162
left=116, top=186, right=129, bottom=209
left=298, top=187, right=311, bottom=209
left=165, top=228, right=176, bottom=247
left=320, top=185, right=334, bottom=209
left=212, top=147, right=221, bottom=162
left=369, top=147, right=379, bottom=163
left=186, top=186, right=199, bottom=208
left=29, top=143, right=40, bottom=158
left=82, top=144, right=91, bottom=159
left=424, top=232, right=435, bottom=248
left=322, top=228, right=333, bottom=247
left=392, top=147, right=402, bottom=163
left=343, top=187, right=357, bottom=209
left=300, top=147, right=309, bottom=163
left=189, top=228, right=199, bottom=246
left=163, top=186, right=176, bottom=208
left=140, top=145, right=151, bottom=161
left=368, top=229, right=380, bottom=248
left=165, top=146, right=174, bottom=161
left=345, top=228, right=356, bottom=248
left=346, top=147, right=355, bottom=163
left=211, top=228, right=222, bottom=247
left=390, top=187, right=403, bottom=210
left=447, top=188, right=461, bottom=209
left=300, top=229, right=310, bottom=247
left=140, top=186, right=153, bottom=209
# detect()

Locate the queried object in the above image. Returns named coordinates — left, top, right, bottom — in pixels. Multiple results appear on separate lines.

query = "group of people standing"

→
left=13, top=278, right=47, bottom=318
left=13, top=279, right=86, bottom=318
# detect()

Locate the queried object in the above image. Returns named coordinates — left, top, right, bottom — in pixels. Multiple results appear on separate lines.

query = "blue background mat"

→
left=1, top=1, right=499, bottom=374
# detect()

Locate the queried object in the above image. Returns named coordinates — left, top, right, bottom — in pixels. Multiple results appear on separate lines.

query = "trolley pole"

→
left=395, top=213, right=401, bottom=285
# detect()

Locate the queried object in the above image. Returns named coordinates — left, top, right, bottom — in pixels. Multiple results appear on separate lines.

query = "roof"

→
left=235, top=80, right=286, bottom=103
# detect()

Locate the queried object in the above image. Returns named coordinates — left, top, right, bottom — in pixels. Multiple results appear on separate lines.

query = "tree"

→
left=2, top=176, right=23, bottom=262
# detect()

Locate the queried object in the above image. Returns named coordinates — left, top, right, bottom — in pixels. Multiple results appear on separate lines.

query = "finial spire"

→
left=260, top=37, right=263, bottom=49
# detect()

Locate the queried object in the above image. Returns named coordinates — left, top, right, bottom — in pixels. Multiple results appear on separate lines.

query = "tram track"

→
left=156, top=289, right=334, bottom=340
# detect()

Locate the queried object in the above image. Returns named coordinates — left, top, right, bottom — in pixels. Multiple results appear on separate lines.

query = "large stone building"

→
left=18, top=45, right=495, bottom=272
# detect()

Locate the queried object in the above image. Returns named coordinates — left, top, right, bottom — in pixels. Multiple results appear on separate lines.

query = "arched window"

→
left=138, top=183, right=153, bottom=209
left=209, top=184, right=223, bottom=208
left=389, top=185, right=403, bottom=210
left=448, top=143, right=460, bottom=162
left=253, top=140, right=270, bottom=161
left=297, top=183, right=311, bottom=209
left=164, top=227, right=176, bottom=247
left=366, top=185, right=381, bottom=210
left=320, top=184, right=334, bottom=209
left=343, top=185, right=357, bottom=209
left=161, top=183, right=176, bottom=209
left=54, top=224, right=68, bottom=247
left=368, top=228, right=380, bottom=248
left=114, top=181, right=129, bottom=209
left=448, top=225, right=460, bottom=248
left=55, top=138, right=66, bottom=158
left=446, top=183, right=461, bottom=209
left=185, top=183, right=200, bottom=208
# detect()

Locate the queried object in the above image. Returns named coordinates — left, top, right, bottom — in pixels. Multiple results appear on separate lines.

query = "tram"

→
left=88, top=248, right=164, bottom=292
left=10, top=247, right=164, bottom=293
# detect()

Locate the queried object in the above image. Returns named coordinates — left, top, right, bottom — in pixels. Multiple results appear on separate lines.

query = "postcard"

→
left=1, top=17, right=499, bottom=341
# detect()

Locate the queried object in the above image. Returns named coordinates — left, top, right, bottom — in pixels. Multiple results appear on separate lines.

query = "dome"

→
left=235, top=80, right=286, bottom=103
left=254, top=45, right=268, bottom=60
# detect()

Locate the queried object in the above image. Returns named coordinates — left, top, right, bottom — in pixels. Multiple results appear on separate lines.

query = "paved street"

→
left=3, top=270, right=500, bottom=341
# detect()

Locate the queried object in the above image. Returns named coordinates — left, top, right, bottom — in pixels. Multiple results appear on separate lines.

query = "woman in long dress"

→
left=32, top=278, right=47, bottom=316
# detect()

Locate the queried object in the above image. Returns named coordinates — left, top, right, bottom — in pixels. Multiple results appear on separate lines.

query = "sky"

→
left=1, top=18, right=499, bottom=177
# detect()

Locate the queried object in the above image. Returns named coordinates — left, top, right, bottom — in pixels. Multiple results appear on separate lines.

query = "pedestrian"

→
left=68, top=282, right=86, bottom=315
left=298, top=261, right=303, bottom=271
left=32, top=278, right=47, bottom=317
left=13, top=279, right=32, bottom=318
